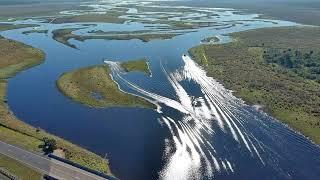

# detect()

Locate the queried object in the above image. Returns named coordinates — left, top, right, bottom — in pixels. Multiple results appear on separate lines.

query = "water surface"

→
left=1, top=4, right=320, bottom=180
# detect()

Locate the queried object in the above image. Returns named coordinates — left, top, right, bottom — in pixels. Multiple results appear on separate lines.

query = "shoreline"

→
left=0, top=35, right=112, bottom=176
left=189, top=26, right=320, bottom=144
left=56, top=63, right=156, bottom=109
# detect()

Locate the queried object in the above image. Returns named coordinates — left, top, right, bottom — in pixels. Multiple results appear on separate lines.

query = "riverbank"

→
left=0, top=35, right=112, bottom=177
left=189, top=26, right=320, bottom=144
left=56, top=63, right=155, bottom=108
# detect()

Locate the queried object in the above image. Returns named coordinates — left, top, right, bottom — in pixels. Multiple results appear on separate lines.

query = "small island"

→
left=120, top=58, right=151, bottom=75
left=52, top=28, right=181, bottom=49
left=52, top=28, right=83, bottom=49
left=22, top=29, right=49, bottom=35
left=56, top=62, right=155, bottom=108
left=201, top=36, right=220, bottom=44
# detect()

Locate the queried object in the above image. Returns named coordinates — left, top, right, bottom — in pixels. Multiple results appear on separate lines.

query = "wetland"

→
left=0, top=0, right=320, bottom=179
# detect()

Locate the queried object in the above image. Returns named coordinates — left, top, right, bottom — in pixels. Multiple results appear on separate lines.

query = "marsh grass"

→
left=52, top=28, right=182, bottom=49
left=22, top=29, right=48, bottom=35
left=51, top=11, right=127, bottom=24
left=0, top=24, right=36, bottom=32
left=189, top=26, right=320, bottom=144
left=57, top=65, right=155, bottom=109
left=121, top=59, right=151, bottom=74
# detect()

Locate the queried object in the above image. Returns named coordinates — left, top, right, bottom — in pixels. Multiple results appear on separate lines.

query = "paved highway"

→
left=0, top=141, right=109, bottom=180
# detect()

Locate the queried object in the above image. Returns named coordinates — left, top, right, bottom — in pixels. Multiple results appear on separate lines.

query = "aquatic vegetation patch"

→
left=89, top=31, right=182, bottom=42
left=52, top=28, right=182, bottom=49
left=22, top=29, right=48, bottom=35
left=52, top=28, right=84, bottom=49
left=120, top=58, right=151, bottom=74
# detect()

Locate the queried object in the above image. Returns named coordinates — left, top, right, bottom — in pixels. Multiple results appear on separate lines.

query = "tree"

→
left=40, top=137, right=57, bottom=154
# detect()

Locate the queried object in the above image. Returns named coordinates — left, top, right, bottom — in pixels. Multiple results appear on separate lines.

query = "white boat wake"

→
left=105, top=55, right=267, bottom=179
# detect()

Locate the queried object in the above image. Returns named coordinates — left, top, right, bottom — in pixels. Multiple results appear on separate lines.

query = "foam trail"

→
left=106, top=60, right=190, bottom=114
left=104, top=55, right=268, bottom=179
left=226, top=160, right=234, bottom=173
left=221, top=161, right=227, bottom=171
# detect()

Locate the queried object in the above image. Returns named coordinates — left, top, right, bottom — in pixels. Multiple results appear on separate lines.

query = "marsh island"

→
left=57, top=60, right=154, bottom=108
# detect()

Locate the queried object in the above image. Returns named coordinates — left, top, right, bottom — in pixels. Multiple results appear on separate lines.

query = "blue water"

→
left=1, top=15, right=320, bottom=180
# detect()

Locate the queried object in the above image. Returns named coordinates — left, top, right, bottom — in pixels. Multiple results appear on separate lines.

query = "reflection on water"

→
left=107, top=55, right=286, bottom=179
left=1, top=3, right=320, bottom=180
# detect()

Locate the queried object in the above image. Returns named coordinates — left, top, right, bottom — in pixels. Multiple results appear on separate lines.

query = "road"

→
left=0, top=141, right=109, bottom=180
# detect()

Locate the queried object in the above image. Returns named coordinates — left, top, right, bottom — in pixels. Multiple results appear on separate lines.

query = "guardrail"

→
left=0, top=167, right=19, bottom=180
left=48, top=154, right=118, bottom=180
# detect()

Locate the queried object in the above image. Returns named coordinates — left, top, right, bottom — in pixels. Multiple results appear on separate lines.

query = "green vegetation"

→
left=96, top=33, right=181, bottom=42
left=40, top=138, right=57, bottom=154
left=189, top=26, right=320, bottom=144
left=133, top=6, right=217, bottom=30
left=166, top=21, right=196, bottom=30
left=175, top=0, right=320, bottom=26
left=52, top=28, right=181, bottom=49
left=201, top=36, right=220, bottom=44
left=121, top=59, right=151, bottom=74
left=51, top=11, right=126, bottom=24
left=57, top=65, right=155, bottom=108
left=0, top=36, right=45, bottom=78
left=263, top=48, right=320, bottom=82
left=22, top=29, right=48, bottom=35
left=0, top=154, right=42, bottom=180
left=0, top=36, right=112, bottom=175
left=36, top=5, right=213, bottom=30
left=0, top=125, right=43, bottom=153
left=140, top=19, right=214, bottom=30
left=0, top=24, right=36, bottom=32
left=52, top=28, right=83, bottom=49
left=0, top=1, right=83, bottom=18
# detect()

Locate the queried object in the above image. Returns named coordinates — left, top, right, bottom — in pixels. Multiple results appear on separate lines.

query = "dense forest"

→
left=263, top=48, right=320, bottom=82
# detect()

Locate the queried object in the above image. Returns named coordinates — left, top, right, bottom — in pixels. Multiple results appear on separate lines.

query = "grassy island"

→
left=87, top=30, right=182, bottom=42
left=22, top=29, right=48, bottom=35
left=0, top=36, right=112, bottom=177
left=52, top=28, right=181, bottom=49
left=201, top=36, right=220, bottom=44
left=52, top=28, right=83, bottom=49
left=57, top=65, right=155, bottom=108
left=0, top=24, right=36, bottom=32
left=121, top=59, right=151, bottom=74
left=189, top=26, right=320, bottom=144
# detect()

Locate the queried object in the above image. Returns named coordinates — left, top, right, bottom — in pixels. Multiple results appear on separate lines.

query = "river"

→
left=1, top=2, right=320, bottom=179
